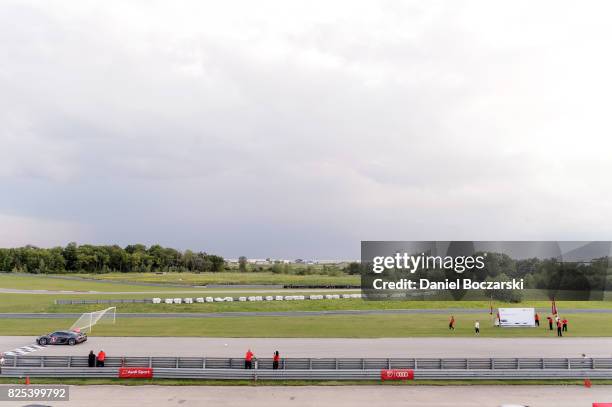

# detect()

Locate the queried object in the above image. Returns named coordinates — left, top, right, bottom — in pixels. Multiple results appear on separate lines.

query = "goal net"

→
left=69, top=307, right=116, bottom=333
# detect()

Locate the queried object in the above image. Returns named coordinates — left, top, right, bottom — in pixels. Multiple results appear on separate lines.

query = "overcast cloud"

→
left=1, top=1, right=612, bottom=259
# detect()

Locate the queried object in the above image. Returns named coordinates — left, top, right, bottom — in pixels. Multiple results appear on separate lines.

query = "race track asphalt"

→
left=0, top=385, right=609, bottom=407
left=2, top=336, right=612, bottom=358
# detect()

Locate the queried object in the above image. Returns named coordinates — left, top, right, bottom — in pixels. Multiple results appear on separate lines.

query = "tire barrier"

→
left=55, top=293, right=364, bottom=305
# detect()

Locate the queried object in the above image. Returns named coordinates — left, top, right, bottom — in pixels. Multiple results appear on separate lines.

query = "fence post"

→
left=308, top=358, right=311, bottom=370
left=335, top=358, right=338, bottom=370
left=203, top=357, right=206, bottom=369
left=567, top=358, right=570, bottom=370
left=68, top=356, right=72, bottom=368
left=387, top=358, right=391, bottom=369
left=149, top=357, right=152, bottom=368
left=414, top=359, right=418, bottom=370
left=491, top=358, right=495, bottom=370
left=40, top=357, right=44, bottom=368
left=176, top=357, right=179, bottom=369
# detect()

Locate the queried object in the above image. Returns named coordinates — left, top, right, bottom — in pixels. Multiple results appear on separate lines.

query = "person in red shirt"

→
left=96, top=350, right=106, bottom=367
left=448, top=316, right=455, bottom=330
left=245, top=349, right=254, bottom=369
left=272, top=351, right=280, bottom=370
left=556, top=320, right=563, bottom=337
left=562, top=318, right=568, bottom=332
left=535, top=313, right=540, bottom=327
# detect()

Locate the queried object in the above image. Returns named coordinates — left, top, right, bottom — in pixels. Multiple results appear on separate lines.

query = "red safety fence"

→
left=380, top=369, right=414, bottom=381
left=118, top=367, right=154, bottom=379
left=593, top=404, right=612, bottom=407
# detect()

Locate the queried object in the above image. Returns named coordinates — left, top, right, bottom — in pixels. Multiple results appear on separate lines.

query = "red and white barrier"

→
left=380, top=369, right=414, bottom=381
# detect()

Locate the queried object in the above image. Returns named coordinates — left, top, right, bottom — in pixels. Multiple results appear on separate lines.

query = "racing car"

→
left=36, top=330, right=87, bottom=346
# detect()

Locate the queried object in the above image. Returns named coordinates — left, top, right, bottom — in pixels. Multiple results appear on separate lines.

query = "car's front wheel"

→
left=68, top=338, right=76, bottom=346
left=38, top=338, right=48, bottom=346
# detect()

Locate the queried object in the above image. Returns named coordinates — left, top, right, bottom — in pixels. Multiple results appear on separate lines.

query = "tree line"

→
left=0, top=243, right=225, bottom=274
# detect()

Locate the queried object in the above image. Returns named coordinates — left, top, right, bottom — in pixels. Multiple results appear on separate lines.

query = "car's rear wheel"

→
left=68, top=338, right=76, bottom=346
left=39, top=338, right=48, bottom=346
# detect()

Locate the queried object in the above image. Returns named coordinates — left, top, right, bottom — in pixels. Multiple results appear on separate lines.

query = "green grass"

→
left=77, top=272, right=360, bottom=287
left=0, top=272, right=359, bottom=293
left=0, top=292, right=610, bottom=314
left=2, top=313, right=612, bottom=337
left=1, top=378, right=611, bottom=386
left=0, top=274, right=200, bottom=292
left=39, top=299, right=612, bottom=314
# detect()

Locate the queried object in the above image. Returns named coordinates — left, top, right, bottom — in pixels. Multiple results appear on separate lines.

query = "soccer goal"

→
left=69, top=307, right=116, bottom=333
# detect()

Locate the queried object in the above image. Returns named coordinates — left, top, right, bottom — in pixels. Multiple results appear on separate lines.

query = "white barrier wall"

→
left=153, top=293, right=362, bottom=305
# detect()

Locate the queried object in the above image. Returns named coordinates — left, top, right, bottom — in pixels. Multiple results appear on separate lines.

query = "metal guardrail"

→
left=2, top=367, right=612, bottom=380
left=2, top=356, right=612, bottom=370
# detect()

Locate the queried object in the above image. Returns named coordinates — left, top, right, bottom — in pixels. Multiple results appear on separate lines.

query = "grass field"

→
left=76, top=272, right=360, bottom=286
left=0, top=274, right=200, bottom=292
left=2, top=313, right=612, bottom=337
left=1, top=378, right=611, bottom=386
left=0, top=292, right=611, bottom=314
left=0, top=377, right=612, bottom=386
left=0, top=272, right=359, bottom=292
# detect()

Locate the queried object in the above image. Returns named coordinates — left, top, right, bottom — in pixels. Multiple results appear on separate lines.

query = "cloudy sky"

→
left=1, top=1, right=612, bottom=259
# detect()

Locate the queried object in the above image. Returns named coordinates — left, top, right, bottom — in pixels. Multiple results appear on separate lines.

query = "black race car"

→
left=36, top=331, right=87, bottom=346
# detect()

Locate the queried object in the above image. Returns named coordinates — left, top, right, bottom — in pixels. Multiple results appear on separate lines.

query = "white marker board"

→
left=498, top=308, right=536, bottom=328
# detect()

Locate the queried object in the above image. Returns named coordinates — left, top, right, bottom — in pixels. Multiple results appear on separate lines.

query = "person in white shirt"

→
left=474, top=321, right=480, bottom=335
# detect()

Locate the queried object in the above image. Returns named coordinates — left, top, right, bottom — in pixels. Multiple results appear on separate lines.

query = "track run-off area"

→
left=2, top=337, right=612, bottom=358
left=0, top=385, right=609, bottom=407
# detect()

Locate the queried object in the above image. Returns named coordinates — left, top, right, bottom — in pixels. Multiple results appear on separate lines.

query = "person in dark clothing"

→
left=273, top=351, right=280, bottom=370
left=535, top=313, right=540, bottom=327
left=556, top=320, right=563, bottom=337
left=88, top=351, right=96, bottom=367
left=448, top=315, right=455, bottom=330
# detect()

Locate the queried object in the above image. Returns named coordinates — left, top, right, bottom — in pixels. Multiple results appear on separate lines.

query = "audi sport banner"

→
left=380, top=369, right=414, bottom=381
left=361, top=241, right=612, bottom=301
left=118, top=368, right=154, bottom=378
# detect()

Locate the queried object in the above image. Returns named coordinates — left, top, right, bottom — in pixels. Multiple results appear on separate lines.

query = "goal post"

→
left=69, top=307, right=116, bottom=333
